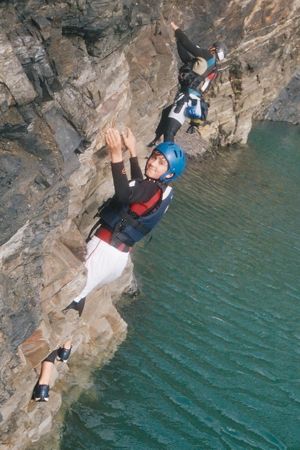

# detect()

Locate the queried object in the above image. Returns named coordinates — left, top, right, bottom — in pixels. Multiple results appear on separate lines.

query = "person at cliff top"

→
left=148, top=21, right=227, bottom=145
left=32, top=126, right=186, bottom=402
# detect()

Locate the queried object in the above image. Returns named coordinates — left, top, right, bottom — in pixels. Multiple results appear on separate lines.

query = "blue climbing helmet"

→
left=154, top=141, right=186, bottom=182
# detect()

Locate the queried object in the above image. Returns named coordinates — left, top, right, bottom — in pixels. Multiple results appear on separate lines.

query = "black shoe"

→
left=56, top=346, right=72, bottom=362
left=32, top=384, right=49, bottom=402
left=62, top=297, right=86, bottom=317
left=147, top=138, right=158, bottom=148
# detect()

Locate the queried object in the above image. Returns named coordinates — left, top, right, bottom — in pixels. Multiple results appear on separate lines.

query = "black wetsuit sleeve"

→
left=175, top=29, right=212, bottom=60
left=111, top=161, right=131, bottom=203
left=130, top=156, right=143, bottom=180
left=111, top=162, right=160, bottom=204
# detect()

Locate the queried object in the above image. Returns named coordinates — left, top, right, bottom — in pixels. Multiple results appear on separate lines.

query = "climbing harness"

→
left=86, top=182, right=173, bottom=247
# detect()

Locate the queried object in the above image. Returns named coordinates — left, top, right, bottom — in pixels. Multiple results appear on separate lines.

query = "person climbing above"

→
left=172, top=21, right=227, bottom=93
left=148, top=21, right=227, bottom=145
left=32, top=127, right=186, bottom=401
left=32, top=343, right=72, bottom=402
left=63, top=127, right=186, bottom=316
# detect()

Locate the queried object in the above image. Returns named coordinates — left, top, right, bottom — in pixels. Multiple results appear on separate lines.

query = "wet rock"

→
left=0, top=138, right=60, bottom=245
left=61, top=0, right=161, bottom=57
left=19, top=323, right=51, bottom=369
left=43, top=107, right=81, bottom=175
left=0, top=82, right=15, bottom=113
left=41, top=238, right=86, bottom=308
left=8, top=27, right=61, bottom=103
left=0, top=123, right=28, bottom=139
left=261, top=70, right=300, bottom=124
left=30, top=15, right=52, bottom=41
left=26, top=391, right=62, bottom=442
left=0, top=32, right=37, bottom=105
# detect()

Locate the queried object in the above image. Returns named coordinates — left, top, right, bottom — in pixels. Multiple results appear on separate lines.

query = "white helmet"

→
left=212, top=41, right=227, bottom=61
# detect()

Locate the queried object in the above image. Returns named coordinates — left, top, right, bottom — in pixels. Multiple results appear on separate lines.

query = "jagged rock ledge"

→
left=1, top=1, right=300, bottom=448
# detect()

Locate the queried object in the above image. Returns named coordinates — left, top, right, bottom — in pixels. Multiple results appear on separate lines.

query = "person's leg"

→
left=63, top=237, right=129, bottom=315
left=32, top=350, right=57, bottom=402
left=32, top=340, right=73, bottom=401
left=163, top=92, right=188, bottom=141
left=148, top=105, right=173, bottom=147
left=38, top=361, right=54, bottom=385
left=163, top=118, right=182, bottom=142
left=63, top=236, right=105, bottom=315
left=75, top=239, right=129, bottom=298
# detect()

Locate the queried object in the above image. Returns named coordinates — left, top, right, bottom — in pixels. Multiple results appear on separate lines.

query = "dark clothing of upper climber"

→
left=175, top=28, right=218, bottom=92
left=149, top=25, right=226, bottom=145
left=176, top=28, right=214, bottom=64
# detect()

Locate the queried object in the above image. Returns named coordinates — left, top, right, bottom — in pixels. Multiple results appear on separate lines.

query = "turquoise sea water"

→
left=60, top=122, right=300, bottom=450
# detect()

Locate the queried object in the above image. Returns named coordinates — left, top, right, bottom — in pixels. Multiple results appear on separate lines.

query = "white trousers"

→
left=73, top=236, right=129, bottom=303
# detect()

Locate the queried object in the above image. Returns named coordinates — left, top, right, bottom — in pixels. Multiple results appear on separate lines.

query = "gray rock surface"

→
left=261, top=70, right=300, bottom=123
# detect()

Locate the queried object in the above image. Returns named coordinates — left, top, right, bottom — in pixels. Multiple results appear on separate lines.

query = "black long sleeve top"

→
left=175, top=29, right=212, bottom=61
left=111, top=157, right=161, bottom=205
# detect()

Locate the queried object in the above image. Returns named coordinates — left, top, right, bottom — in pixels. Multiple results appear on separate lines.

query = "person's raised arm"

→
left=106, top=127, right=123, bottom=163
left=171, top=21, right=179, bottom=31
left=105, top=128, right=130, bottom=203
left=122, top=127, right=143, bottom=180
left=171, top=22, right=211, bottom=60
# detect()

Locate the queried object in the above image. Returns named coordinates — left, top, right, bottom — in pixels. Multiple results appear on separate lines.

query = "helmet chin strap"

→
left=159, top=170, right=175, bottom=183
left=145, top=175, right=158, bottom=182
left=144, top=173, right=173, bottom=182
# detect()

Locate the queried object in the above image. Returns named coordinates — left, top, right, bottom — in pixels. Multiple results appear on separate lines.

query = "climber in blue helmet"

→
left=63, top=130, right=186, bottom=315
left=32, top=127, right=186, bottom=402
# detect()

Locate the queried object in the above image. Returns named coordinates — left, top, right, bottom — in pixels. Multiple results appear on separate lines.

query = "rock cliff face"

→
left=0, top=1, right=300, bottom=448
